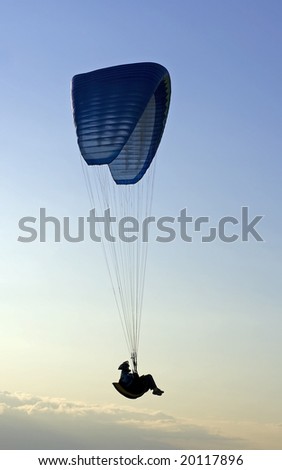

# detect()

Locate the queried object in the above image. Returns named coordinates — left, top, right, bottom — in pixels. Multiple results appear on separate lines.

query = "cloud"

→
left=0, top=390, right=278, bottom=450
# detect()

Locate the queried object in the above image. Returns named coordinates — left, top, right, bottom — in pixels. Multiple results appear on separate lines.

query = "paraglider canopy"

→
left=71, top=62, right=171, bottom=185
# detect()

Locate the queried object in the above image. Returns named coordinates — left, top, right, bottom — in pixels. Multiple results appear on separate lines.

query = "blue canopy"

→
left=71, top=62, right=171, bottom=184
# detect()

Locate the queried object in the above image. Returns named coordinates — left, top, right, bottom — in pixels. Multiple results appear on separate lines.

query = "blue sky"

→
left=0, top=0, right=282, bottom=449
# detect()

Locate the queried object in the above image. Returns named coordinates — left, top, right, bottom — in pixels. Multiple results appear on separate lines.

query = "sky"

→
left=1, top=0, right=282, bottom=450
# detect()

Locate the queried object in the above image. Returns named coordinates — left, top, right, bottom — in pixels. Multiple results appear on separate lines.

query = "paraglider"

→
left=113, top=361, right=164, bottom=400
left=71, top=62, right=171, bottom=397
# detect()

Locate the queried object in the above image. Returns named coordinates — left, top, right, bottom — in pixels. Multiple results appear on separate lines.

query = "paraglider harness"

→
left=112, top=382, right=145, bottom=399
left=112, top=354, right=146, bottom=399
